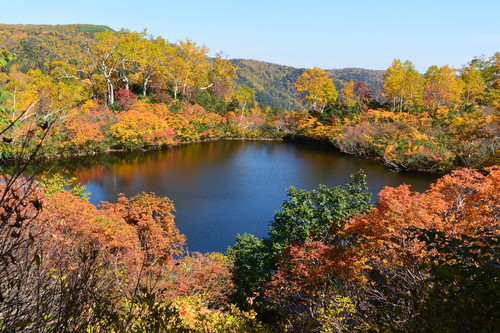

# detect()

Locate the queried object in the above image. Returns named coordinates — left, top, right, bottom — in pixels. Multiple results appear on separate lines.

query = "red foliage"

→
left=150, top=90, right=172, bottom=104
left=267, top=241, right=333, bottom=302
left=179, top=103, right=207, bottom=118
left=211, top=79, right=232, bottom=100
left=42, top=191, right=141, bottom=270
left=114, top=88, right=138, bottom=111
left=353, top=81, right=372, bottom=100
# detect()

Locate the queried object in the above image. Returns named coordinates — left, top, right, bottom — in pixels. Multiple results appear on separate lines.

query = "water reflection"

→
left=48, top=141, right=441, bottom=253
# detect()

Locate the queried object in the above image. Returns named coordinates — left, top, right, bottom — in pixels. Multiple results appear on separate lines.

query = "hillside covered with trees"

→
left=0, top=24, right=499, bottom=332
left=1, top=24, right=498, bottom=172
left=231, top=58, right=385, bottom=109
left=0, top=24, right=112, bottom=72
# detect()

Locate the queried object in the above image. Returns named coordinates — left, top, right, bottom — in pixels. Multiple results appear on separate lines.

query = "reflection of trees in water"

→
left=29, top=141, right=440, bottom=204
left=35, top=141, right=243, bottom=195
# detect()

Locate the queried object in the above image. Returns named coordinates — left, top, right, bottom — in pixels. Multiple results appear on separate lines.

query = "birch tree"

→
left=295, top=67, right=338, bottom=113
left=382, top=59, right=423, bottom=111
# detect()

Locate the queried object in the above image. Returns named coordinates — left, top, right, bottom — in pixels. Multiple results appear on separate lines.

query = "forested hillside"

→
left=0, top=24, right=111, bottom=72
left=231, top=59, right=384, bottom=109
left=0, top=24, right=386, bottom=111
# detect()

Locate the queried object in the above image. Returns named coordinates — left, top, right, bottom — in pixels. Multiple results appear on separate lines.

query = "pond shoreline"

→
left=7, top=134, right=458, bottom=174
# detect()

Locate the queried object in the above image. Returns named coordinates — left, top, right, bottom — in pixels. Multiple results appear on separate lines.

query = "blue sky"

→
left=1, top=0, right=499, bottom=72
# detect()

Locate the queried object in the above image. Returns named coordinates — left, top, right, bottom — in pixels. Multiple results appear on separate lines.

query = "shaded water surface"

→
left=54, top=141, right=440, bottom=253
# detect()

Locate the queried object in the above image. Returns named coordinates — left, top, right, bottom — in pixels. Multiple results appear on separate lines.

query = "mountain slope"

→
left=0, top=24, right=385, bottom=110
left=0, top=24, right=112, bottom=72
left=231, top=59, right=385, bottom=109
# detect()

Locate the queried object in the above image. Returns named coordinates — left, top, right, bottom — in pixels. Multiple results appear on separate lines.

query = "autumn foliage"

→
left=264, top=167, right=499, bottom=331
left=1, top=26, right=499, bottom=332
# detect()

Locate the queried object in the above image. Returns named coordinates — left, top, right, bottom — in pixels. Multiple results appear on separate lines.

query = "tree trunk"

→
left=143, top=77, right=149, bottom=96
left=107, top=80, right=114, bottom=105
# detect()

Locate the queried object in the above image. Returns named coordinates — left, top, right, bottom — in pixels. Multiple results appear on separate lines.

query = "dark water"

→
left=57, top=141, right=440, bottom=253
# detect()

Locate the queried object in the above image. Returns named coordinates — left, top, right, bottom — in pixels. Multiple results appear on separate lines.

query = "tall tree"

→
left=167, top=40, right=210, bottom=99
left=85, top=30, right=123, bottom=105
left=382, top=59, right=423, bottom=111
left=134, top=36, right=165, bottom=96
left=424, top=65, right=464, bottom=107
left=353, top=81, right=372, bottom=109
left=203, top=52, right=238, bottom=100
left=460, top=64, right=486, bottom=103
left=114, top=29, right=146, bottom=91
left=295, top=67, right=338, bottom=113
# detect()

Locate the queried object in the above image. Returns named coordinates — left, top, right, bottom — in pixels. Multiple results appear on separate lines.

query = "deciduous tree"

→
left=340, top=81, right=357, bottom=108
left=460, top=64, right=486, bottom=103
left=234, top=86, right=256, bottom=117
left=424, top=65, right=464, bottom=107
left=295, top=67, right=338, bottom=113
left=382, top=59, right=423, bottom=111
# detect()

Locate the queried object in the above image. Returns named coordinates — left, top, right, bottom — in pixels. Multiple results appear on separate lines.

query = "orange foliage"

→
left=162, top=252, right=234, bottom=308
left=63, top=100, right=115, bottom=150
left=65, top=115, right=105, bottom=147
left=267, top=241, right=333, bottom=301
left=110, top=105, right=177, bottom=148
left=296, top=114, right=340, bottom=141
left=342, top=166, right=499, bottom=277
left=269, top=167, right=500, bottom=298
left=42, top=191, right=141, bottom=269
left=271, top=112, right=302, bottom=133
left=178, top=103, right=207, bottom=119
left=101, top=193, right=185, bottom=266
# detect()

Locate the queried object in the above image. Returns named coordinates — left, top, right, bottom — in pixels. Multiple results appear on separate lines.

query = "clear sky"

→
left=1, top=0, right=499, bottom=72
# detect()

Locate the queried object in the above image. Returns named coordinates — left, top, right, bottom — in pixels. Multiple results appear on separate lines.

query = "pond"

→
left=57, top=140, right=441, bottom=253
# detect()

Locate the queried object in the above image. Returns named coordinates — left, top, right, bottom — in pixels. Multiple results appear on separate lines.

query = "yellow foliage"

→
left=341, top=81, right=357, bottom=108
left=110, top=110, right=176, bottom=148
left=424, top=65, right=464, bottom=107
left=316, top=294, right=367, bottom=332
left=296, top=115, right=322, bottom=132
left=76, top=99, right=102, bottom=114
left=365, top=109, right=397, bottom=122
left=165, top=113, right=201, bottom=142
left=382, top=59, right=424, bottom=111
left=172, top=295, right=259, bottom=332
left=295, top=67, right=338, bottom=112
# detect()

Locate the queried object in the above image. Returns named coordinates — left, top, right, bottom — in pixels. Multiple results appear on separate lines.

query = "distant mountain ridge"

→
left=0, top=24, right=385, bottom=110
left=231, top=59, right=385, bottom=109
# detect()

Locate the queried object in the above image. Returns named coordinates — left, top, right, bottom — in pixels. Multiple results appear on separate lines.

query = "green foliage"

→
left=227, top=234, right=272, bottom=311
left=0, top=50, right=16, bottom=67
left=195, top=89, right=231, bottom=114
left=73, top=24, right=113, bottom=35
left=268, top=170, right=372, bottom=251
left=228, top=172, right=373, bottom=323
left=316, top=295, right=367, bottom=332
left=89, top=288, right=188, bottom=333
left=406, top=228, right=500, bottom=332
left=233, top=86, right=256, bottom=114
left=0, top=24, right=102, bottom=72
left=36, top=173, right=90, bottom=200
left=0, top=51, right=15, bottom=126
